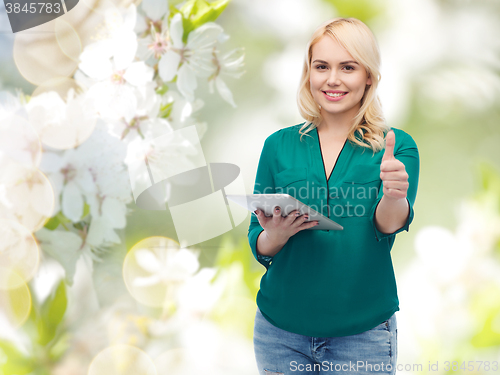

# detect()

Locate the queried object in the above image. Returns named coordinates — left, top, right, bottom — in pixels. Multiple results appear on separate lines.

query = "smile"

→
left=322, top=91, right=348, bottom=101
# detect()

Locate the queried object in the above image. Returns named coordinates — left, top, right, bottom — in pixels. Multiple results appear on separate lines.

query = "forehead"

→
left=311, top=35, right=354, bottom=63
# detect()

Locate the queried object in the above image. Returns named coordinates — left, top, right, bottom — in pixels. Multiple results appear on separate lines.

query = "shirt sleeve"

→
left=368, top=131, right=420, bottom=242
left=248, top=136, right=276, bottom=269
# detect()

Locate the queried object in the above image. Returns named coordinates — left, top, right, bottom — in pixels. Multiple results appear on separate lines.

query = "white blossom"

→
left=208, top=47, right=245, bottom=108
left=103, top=81, right=166, bottom=144
left=162, top=90, right=207, bottom=137
left=25, top=89, right=98, bottom=150
left=0, top=159, right=54, bottom=231
left=77, top=4, right=154, bottom=123
left=35, top=225, right=115, bottom=285
left=39, top=121, right=132, bottom=226
left=157, top=13, right=224, bottom=102
left=0, top=112, right=41, bottom=168
left=135, top=0, right=170, bottom=38
left=0, top=90, right=26, bottom=122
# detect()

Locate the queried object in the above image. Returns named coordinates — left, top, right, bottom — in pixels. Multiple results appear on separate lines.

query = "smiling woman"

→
left=249, top=17, right=420, bottom=375
left=297, top=17, right=387, bottom=151
left=309, top=37, right=371, bottom=124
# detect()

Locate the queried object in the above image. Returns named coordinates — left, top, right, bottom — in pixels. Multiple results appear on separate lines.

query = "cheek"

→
left=309, top=73, right=321, bottom=88
left=310, top=81, right=322, bottom=97
left=353, top=76, right=369, bottom=90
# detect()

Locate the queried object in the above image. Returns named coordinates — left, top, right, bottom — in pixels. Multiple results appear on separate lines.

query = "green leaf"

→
left=159, top=101, right=174, bottom=119
left=43, top=216, right=60, bottom=231
left=73, top=222, right=84, bottom=230
left=180, top=0, right=198, bottom=18
left=180, top=0, right=230, bottom=42
left=192, top=0, right=229, bottom=28
left=155, top=83, right=169, bottom=95
left=48, top=332, right=71, bottom=361
left=43, top=211, right=72, bottom=231
left=38, top=280, right=67, bottom=346
left=0, top=340, right=35, bottom=375
left=82, top=202, right=90, bottom=219
left=23, top=290, right=41, bottom=343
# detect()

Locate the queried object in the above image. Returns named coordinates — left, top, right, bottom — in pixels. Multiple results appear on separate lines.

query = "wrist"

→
left=381, top=194, right=407, bottom=205
left=264, top=230, right=287, bottom=248
left=256, top=230, right=287, bottom=258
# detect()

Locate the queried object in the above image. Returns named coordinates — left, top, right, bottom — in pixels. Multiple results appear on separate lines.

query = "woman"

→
left=248, top=17, right=420, bottom=375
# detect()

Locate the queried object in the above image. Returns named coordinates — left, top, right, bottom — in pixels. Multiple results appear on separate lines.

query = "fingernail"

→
left=295, top=212, right=300, bottom=216
left=254, top=210, right=258, bottom=214
left=275, top=207, right=280, bottom=212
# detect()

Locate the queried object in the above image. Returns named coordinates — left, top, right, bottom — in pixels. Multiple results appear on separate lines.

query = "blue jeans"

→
left=254, top=307, right=397, bottom=375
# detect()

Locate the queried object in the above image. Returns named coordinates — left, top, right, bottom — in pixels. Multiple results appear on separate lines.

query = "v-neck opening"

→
left=317, top=130, right=348, bottom=183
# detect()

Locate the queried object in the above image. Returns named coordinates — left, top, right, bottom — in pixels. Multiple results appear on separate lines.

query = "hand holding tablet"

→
left=226, top=194, right=343, bottom=231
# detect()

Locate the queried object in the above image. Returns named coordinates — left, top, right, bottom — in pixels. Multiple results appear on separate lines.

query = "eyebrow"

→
left=312, top=59, right=359, bottom=65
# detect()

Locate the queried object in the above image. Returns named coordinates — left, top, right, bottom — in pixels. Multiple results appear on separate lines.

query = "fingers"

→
left=382, top=186, right=407, bottom=200
left=382, top=130, right=395, bottom=162
left=284, top=209, right=301, bottom=224
left=380, top=169, right=408, bottom=181
left=380, top=159, right=404, bottom=173
left=291, top=210, right=319, bottom=230
left=272, top=206, right=282, bottom=223
left=296, top=219, right=319, bottom=231
left=382, top=179, right=409, bottom=190
left=254, top=209, right=271, bottom=226
left=256, top=207, right=319, bottom=233
left=254, top=209, right=263, bottom=225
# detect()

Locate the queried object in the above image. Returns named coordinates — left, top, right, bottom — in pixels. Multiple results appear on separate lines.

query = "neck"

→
left=317, top=105, right=359, bottom=140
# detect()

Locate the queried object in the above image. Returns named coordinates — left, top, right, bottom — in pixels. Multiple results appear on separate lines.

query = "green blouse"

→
left=248, top=123, right=420, bottom=337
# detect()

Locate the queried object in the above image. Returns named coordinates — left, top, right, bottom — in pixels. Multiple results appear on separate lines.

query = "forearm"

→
left=256, top=230, right=287, bottom=257
left=374, top=195, right=410, bottom=234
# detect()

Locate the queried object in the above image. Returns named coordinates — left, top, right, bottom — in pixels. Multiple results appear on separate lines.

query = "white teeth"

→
left=325, top=92, right=347, bottom=97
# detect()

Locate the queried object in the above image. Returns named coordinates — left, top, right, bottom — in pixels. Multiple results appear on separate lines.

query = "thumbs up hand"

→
left=380, top=130, right=409, bottom=201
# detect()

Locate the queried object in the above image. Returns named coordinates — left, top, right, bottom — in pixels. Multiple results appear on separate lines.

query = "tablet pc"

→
left=226, top=194, right=343, bottom=231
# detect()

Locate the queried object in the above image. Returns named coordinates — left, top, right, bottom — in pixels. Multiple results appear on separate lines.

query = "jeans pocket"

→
left=372, top=319, right=389, bottom=331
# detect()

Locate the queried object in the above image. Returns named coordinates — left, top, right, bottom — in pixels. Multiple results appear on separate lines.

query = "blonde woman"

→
left=249, top=17, right=419, bottom=375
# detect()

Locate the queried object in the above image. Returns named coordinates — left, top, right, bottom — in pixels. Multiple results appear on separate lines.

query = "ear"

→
left=366, top=74, right=372, bottom=86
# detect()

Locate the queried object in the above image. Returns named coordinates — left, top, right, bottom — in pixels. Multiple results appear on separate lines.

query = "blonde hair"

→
left=296, top=17, right=390, bottom=153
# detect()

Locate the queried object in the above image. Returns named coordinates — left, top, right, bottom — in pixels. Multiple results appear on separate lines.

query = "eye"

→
left=315, top=65, right=327, bottom=70
left=343, top=65, right=355, bottom=71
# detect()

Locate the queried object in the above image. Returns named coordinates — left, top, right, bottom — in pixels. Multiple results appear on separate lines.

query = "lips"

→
left=321, top=91, right=348, bottom=101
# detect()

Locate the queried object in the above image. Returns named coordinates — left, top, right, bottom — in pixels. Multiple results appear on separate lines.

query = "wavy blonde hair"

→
left=297, top=17, right=390, bottom=153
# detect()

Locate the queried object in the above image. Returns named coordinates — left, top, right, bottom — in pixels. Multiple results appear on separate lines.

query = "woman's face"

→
left=309, top=35, right=372, bottom=121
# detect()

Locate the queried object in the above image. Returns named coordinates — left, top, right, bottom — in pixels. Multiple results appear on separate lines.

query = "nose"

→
left=327, top=70, right=341, bottom=86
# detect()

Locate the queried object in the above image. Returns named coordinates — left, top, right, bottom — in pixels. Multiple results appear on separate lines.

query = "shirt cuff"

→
left=248, top=227, right=273, bottom=269
left=370, top=197, right=414, bottom=242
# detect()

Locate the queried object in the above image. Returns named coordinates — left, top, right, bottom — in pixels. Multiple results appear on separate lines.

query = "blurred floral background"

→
left=0, top=0, right=499, bottom=374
